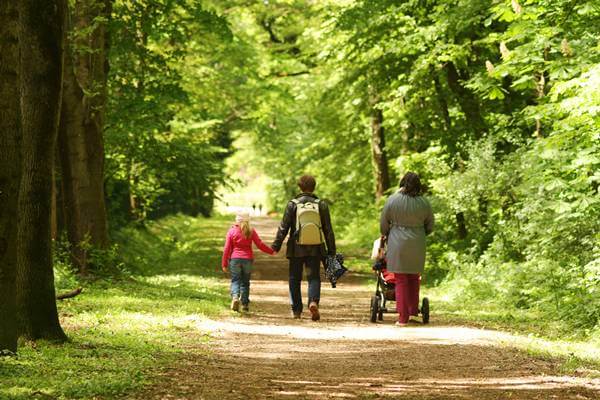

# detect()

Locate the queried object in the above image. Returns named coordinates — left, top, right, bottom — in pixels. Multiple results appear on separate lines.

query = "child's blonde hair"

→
left=236, top=213, right=252, bottom=238
left=239, top=221, right=252, bottom=239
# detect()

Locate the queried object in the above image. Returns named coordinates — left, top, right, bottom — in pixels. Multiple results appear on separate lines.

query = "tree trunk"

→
left=445, top=62, right=487, bottom=137
left=534, top=47, right=549, bottom=138
left=456, top=211, right=468, bottom=239
left=58, top=0, right=111, bottom=274
left=432, top=72, right=451, bottom=132
left=370, top=105, right=391, bottom=200
left=0, top=1, right=21, bottom=353
left=16, top=0, right=67, bottom=342
left=51, top=168, right=58, bottom=240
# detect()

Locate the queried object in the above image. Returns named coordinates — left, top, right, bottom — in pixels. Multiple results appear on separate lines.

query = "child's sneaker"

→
left=309, top=302, right=320, bottom=321
left=291, top=311, right=301, bottom=319
left=231, top=298, right=240, bottom=312
left=242, top=304, right=249, bottom=312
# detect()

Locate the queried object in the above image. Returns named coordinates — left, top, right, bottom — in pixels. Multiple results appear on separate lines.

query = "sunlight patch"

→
left=194, top=318, right=515, bottom=345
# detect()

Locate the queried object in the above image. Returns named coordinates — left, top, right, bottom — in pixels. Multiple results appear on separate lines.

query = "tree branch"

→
left=56, top=287, right=83, bottom=300
left=259, top=17, right=283, bottom=44
left=270, top=70, right=310, bottom=78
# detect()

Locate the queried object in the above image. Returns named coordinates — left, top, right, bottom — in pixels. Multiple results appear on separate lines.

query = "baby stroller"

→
left=370, top=236, right=429, bottom=324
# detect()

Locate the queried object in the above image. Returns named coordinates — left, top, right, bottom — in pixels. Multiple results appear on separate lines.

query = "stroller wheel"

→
left=370, top=295, right=379, bottom=323
left=422, top=297, right=430, bottom=324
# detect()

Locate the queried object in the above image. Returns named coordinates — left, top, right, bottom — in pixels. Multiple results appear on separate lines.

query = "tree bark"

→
left=534, top=47, right=550, bottom=138
left=432, top=72, right=451, bottom=132
left=445, top=62, right=487, bottom=137
left=56, top=287, right=83, bottom=300
left=58, top=0, right=111, bottom=274
left=0, top=1, right=21, bottom=353
left=456, top=211, right=468, bottom=239
left=16, top=0, right=67, bottom=341
left=370, top=103, right=391, bottom=200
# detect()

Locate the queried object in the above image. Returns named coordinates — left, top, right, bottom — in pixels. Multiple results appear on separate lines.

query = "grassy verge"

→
left=425, top=283, right=600, bottom=375
left=0, top=214, right=232, bottom=400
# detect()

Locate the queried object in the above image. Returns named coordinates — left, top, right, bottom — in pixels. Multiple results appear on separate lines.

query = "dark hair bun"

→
left=399, top=172, right=422, bottom=197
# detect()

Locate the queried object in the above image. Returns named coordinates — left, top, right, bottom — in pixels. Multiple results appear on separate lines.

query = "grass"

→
left=0, top=214, right=233, bottom=400
left=425, top=284, right=600, bottom=375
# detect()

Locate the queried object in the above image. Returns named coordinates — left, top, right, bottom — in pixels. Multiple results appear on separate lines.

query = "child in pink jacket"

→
left=221, top=213, right=275, bottom=312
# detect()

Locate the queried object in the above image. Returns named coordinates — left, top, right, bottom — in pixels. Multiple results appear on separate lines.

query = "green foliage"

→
left=105, top=1, right=238, bottom=225
left=53, top=234, right=127, bottom=278
left=222, top=0, right=600, bottom=334
left=69, top=0, right=599, bottom=341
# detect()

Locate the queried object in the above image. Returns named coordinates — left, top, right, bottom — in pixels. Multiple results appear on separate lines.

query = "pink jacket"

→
left=222, top=225, right=275, bottom=268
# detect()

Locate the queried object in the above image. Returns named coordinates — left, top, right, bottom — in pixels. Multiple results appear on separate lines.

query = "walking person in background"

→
left=272, top=175, right=336, bottom=321
left=380, top=172, right=434, bottom=326
left=222, top=213, right=275, bottom=312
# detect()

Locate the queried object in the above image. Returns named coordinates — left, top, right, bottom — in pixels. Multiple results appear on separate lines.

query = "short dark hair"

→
left=399, top=172, right=422, bottom=197
left=298, top=175, right=316, bottom=192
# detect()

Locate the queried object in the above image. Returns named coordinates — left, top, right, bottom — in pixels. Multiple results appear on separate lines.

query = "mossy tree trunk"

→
left=16, top=0, right=68, bottom=342
left=369, top=92, right=391, bottom=200
left=58, top=0, right=111, bottom=275
left=0, top=1, right=21, bottom=353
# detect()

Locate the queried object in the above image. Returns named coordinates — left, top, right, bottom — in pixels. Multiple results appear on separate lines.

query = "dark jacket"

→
left=272, top=192, right=336, bottom=258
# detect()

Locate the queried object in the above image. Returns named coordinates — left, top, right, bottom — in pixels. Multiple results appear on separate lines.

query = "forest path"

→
left=137, top=218, right=600, bottom=400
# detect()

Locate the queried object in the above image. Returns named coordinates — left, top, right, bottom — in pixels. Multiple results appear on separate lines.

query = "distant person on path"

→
left=272, top=175, right=336, bottom=321
left=222, top=213, right=275, bottom=312
left=380, top=172, right=434, bottom=327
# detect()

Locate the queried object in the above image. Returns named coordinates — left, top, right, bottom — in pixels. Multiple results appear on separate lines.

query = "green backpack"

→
left=292, top=198, right=324, bottom=245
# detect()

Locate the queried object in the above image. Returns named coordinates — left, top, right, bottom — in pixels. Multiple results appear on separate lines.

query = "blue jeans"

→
left=289, top=256, right=321, bottom=313
left=229, top=258, right=253, bottom=305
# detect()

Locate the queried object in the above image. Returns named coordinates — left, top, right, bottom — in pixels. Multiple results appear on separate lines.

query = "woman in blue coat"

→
left=380, top=172, right=434, bottom=326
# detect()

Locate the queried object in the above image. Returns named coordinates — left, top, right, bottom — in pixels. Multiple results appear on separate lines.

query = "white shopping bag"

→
left=371, top=237, right=381, bottom=260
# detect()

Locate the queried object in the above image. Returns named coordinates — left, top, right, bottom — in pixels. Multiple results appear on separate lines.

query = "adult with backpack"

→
left=272, top=175, right=336, bottom=321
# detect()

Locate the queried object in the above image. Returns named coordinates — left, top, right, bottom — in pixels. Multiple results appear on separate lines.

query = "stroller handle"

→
left=379, top=235, right=387, bottom=246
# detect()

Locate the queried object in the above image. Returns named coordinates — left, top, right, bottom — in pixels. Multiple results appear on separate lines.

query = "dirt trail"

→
left=137, top=218, right=600, bottom=399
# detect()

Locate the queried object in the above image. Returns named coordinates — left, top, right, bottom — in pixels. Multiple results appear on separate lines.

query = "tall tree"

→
left=0, top=1, right=21, bottom=353
left=444, top=61, right=487, bottom=137
left=58, top=0, right=111, bottom=274
left=16, top=0, right=67, bottom=341
left=369, top=102, right=391, bottom=200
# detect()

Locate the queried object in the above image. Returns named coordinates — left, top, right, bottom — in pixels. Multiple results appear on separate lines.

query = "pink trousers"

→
left=394, top=273, right=420, bottom=324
